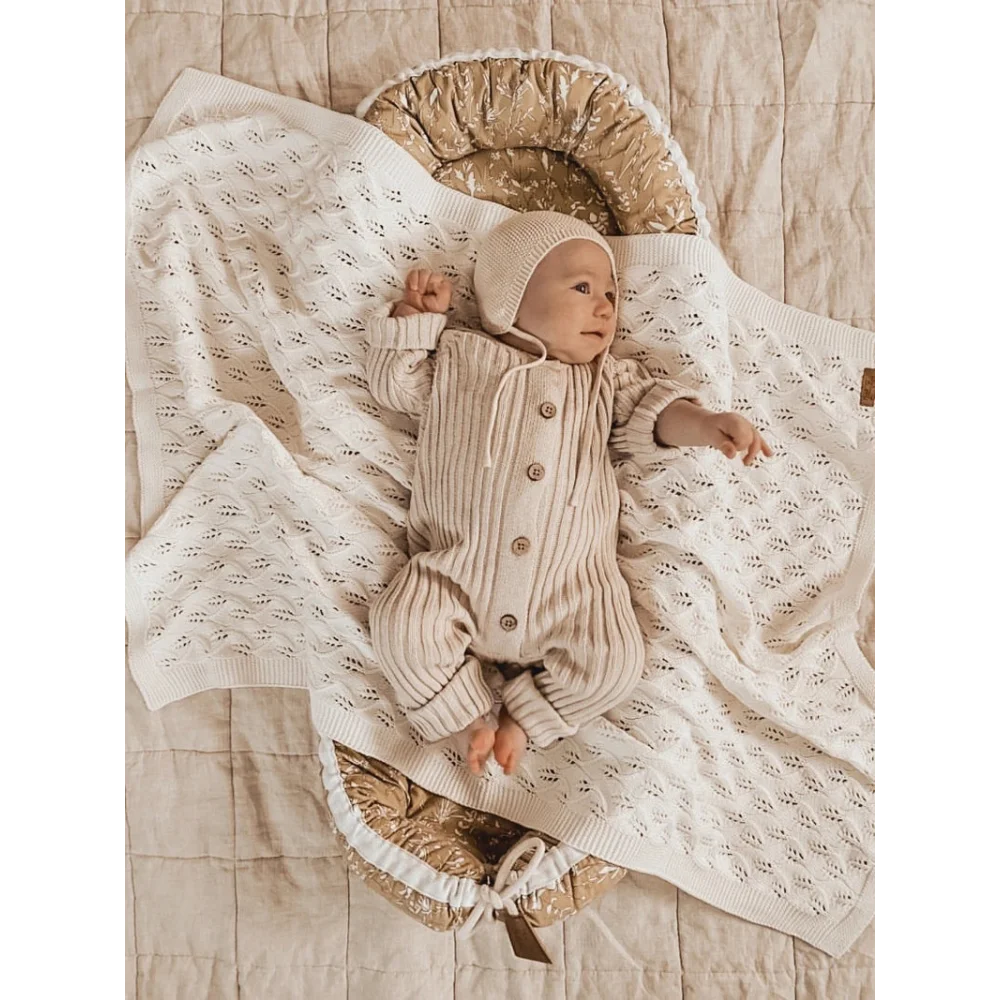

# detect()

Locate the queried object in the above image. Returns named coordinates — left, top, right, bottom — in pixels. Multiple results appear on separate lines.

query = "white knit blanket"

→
left=126, top=71, right=874, bottom=956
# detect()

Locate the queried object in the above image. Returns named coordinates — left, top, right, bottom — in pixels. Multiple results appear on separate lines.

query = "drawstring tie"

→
left=456, top=836, right=548, bottom=938
left=483, top=331, right=549, bottom=471
left=483, top=333, right=611, bottom=509
left=568, top=345, right=609, bottom=508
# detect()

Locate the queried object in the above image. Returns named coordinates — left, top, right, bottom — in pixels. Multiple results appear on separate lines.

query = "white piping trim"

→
left=319, top=737, right=587, bottom=908
left=354, top=47, right=710, bottom=239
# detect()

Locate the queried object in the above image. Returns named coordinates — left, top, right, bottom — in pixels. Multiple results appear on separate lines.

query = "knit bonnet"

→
left=472, top=211, right=619, bottom=507
left=473, top=210, right=618, bottom=335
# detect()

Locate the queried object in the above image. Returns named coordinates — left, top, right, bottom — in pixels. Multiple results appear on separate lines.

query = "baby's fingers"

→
left=713, top=412, right=751, bottom=447
left=731, top=421, right=756, bottom=451
left=712, top=429, right=739, bottom=460
left=405, top=269, right=429, bottom=293
left=423, top=276, right=453, bottom=313
left=429, top=274, right=452, bottom=294
left=753, top=434, right=775, bottom=461
left=743, top=433, right=762, bottom=466
left=401, top=287, right=424, bottom=309
left=742, top=430, right=774, bottom=466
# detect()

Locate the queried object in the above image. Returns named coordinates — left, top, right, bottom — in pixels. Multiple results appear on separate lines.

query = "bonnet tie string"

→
left=568, top=345, right=610, bottom=508
left=483, top=332, right=549, bottom=470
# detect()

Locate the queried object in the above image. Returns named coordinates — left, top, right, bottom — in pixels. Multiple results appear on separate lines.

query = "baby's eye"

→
left=606, top=292, right=616, bottom=304
left=573, top=282, right=590, bottom=294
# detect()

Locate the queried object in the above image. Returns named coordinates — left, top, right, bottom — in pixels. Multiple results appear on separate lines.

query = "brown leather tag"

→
left=860, top=367, right=875, bottom=407
left=501, top=912, right=552, bottom=964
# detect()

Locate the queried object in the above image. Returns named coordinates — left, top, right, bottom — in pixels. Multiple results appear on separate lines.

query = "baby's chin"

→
left=508, top=328, right=610, bottom=364
left=544, top=344, right=602, bottom=364
left=564, top=333, right=610, bottom=364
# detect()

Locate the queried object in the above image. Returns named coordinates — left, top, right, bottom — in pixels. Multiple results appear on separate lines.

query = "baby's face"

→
left=513, top=240, right=617, bottom=364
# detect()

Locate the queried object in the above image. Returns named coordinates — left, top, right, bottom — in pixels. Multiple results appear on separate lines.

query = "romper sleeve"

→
left=364, top=305, right=448, bottom=424
left=609, top=356, right=702, bottom=465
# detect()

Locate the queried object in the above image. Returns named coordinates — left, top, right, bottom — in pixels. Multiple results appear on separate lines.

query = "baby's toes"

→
left=467, top=745, right=488, bottom=774
left=466, top=726, right=495, bottom=774
left=494, top=726, right=527, bottom=775
left=505, top=745, right=526, bottom=776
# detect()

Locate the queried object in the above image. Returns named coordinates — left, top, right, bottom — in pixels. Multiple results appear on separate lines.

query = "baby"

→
left=364, top=211, right=770, bottom=777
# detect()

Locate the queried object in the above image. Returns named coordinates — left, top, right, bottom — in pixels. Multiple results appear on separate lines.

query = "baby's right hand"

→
left=394, top=269, right=453, bottom=316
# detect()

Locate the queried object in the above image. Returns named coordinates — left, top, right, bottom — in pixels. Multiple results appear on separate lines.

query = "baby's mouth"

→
left=582, top=330, right=607, bottom=339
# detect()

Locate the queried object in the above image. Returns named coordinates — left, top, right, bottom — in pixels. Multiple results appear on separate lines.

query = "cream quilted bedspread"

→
left=125, top=2, right=874, bottom=997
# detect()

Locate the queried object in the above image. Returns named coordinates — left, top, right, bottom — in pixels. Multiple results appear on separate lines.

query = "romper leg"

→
left=502, top=610, right=646, bottom=749
left=369, top=557, right=494, bottom=742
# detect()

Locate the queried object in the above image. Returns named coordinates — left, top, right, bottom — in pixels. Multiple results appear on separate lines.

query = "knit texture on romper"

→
left=366, top=298, right=697, bottom=747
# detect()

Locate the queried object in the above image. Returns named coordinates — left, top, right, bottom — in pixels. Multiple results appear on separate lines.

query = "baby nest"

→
left=321, top=741, right=627, bottom=936
left=322, top=49, right=708, bottom=945
left=358, top=49, right=708, bottom=238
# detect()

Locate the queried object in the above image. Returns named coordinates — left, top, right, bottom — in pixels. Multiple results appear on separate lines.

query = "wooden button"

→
left=511, top=536, right=531, bottom=555
left=500, top=614, right=518, bottom=631
left=527, top=463, right=545, bottom=481
left=540, top=402, right=557, bottom=419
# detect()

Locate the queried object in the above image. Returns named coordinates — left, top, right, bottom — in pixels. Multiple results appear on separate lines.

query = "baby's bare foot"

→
left=494, top=708, right=527, bottom=776
left=464, top=716, right=496, bottom=776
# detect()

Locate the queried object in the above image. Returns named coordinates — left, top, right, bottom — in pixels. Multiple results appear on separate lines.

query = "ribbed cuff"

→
left=366, top=309, right=448, bottom=350
left=610, top=379, right=700, bottom=465
left=405, top=654, right=495, bottom=743
left=502, top=672, right=577, bottom=749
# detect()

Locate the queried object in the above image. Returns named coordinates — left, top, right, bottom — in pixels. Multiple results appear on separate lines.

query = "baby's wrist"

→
left=655, top=399, right=709, bottom=448
left=391, top=302, right=422, bottom=318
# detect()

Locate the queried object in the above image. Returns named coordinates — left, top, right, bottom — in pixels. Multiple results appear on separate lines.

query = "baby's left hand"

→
left=703, top=411, right=773, bottom=466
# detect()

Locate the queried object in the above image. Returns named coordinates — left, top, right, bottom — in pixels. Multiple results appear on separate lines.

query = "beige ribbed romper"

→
left=365, top=308, right=697, bottom=749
